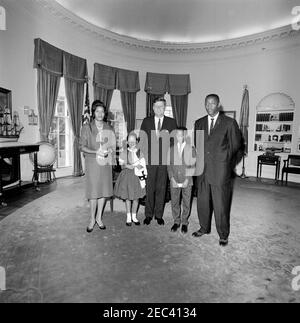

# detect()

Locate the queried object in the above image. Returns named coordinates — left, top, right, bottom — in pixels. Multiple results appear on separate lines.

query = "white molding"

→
left=35, top=0, right=300, bottom=54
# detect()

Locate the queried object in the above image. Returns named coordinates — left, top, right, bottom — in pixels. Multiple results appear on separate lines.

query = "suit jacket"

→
left=140, top=116, right=177, bottom=166
left=194, top=113, right=242, bottom=186
left=167, top=143, right=196, bottom=186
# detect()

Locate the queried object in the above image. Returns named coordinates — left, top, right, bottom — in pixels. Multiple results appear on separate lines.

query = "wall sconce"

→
left=0, top=6, right=6, bottom=31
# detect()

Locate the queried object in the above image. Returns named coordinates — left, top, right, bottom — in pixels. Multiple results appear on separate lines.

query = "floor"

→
left=0, top=176, right=299, bottom=303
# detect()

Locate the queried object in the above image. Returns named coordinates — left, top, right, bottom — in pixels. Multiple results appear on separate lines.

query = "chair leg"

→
left=285, top=173, right=288, bottom=185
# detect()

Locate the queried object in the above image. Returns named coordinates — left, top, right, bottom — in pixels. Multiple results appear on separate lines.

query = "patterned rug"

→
left=0, top=177, right=299, bottom=303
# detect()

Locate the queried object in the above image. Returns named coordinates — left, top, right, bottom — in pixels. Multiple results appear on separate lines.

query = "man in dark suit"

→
left=139, top=97, right=177, bottom=226
left=193, top=94, right=242, bottom=246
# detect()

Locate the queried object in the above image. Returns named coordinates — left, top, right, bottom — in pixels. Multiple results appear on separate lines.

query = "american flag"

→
left=82, top=82, right=90, bottom=125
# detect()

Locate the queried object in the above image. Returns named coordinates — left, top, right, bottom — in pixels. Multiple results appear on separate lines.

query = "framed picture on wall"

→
left=224, top=111, right=237, bottom=120
left=0, top=87, right=12, bottom=115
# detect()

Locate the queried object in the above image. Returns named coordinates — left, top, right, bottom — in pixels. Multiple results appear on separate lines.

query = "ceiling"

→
left=55, top=0, right=299, bottom=43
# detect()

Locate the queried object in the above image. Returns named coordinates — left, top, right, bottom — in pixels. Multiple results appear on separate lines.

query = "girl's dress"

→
left=114, top=148, right=146, bottom=201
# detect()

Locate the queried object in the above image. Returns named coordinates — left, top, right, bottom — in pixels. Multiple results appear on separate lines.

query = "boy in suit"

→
left=168, top=127, right=196, bottom=234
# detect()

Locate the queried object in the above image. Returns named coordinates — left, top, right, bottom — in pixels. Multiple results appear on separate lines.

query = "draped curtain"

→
left=93, top=63, right=140, bottom=132
left=36, top=69, right=61, bottom=142
left=169, top=74, right=191, bottom=127
left=171, top=95, right=189, bottom=127
left=34, top=38, right=89, bottom=177
left=34, top=39, right=63, bottom=142
left=63, top=52, right=88, bottom=177
left=144, top=72, right=191, bottom=125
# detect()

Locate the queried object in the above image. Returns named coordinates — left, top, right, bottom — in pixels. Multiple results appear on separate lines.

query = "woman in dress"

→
left=80, top=100, right=116, bottom=233
left=114, top=133, right=147, bottom=226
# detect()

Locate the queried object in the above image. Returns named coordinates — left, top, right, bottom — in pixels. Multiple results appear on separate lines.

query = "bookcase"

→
left=254, top=93, right=295, bottom=153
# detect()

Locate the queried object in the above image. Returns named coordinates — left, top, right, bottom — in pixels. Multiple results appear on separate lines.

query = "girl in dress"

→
left=114, top=133, right=147, bottom=226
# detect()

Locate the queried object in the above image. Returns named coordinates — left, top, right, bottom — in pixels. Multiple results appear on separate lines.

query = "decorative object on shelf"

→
left=28, top=109, right=38, bottom=126
left=0, top=88, right=24, bottom=143
left=254, top=93, right=295, bottom=153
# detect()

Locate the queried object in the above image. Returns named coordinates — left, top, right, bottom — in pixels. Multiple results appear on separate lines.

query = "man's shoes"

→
left=144, top=218, right=152, bottom=225
left=219, top=239, right=229, bottom=247
left=171, top=224, right=180, bottom=232
left=156, top=218, right=165, bottom=226
left=192, top=230, right=208, bottom=238
left=181, top=225, right=188, bottom=234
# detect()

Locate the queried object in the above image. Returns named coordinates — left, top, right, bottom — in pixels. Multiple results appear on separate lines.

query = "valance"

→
left=34, top=38, right=63, bottom=76
left=144, top=73, right=169, bottom=95
left=94, top=63, right=140, bottom=93
left=63, top=52, right=88, bottom=83
left=144, top=72, right=191, bottom=96
left=168, top=74, right=191, bottom=96
left=117, top=68, right=140, bottom=93
left=93, top=64, right=117, bottom=90
left=34, top=38, right=88, bottom=82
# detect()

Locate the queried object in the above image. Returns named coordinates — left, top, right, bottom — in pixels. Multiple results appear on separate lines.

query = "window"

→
left=109, top=92, right=127, bottom=150
left=49, top=79, right=74, bottom=168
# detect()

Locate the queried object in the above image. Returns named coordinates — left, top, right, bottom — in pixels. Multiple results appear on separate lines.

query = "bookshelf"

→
left=254, top=93, right=295, bottom=153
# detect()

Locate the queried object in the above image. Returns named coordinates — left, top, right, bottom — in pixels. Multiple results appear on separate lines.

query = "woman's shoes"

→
left=86, top=222, right=96, bottom=233
left=96, top=220, right=106, bottom=230
left=97, top=223, right=106, bottom=230
left=126, top=222, right=132, bottom=227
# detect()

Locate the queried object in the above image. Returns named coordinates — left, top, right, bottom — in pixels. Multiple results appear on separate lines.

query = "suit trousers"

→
left=170, top=186, right=192, bottom=226
left=145, top=165, right=168, bottom=219
left=197, top=177, right=233, bottom=240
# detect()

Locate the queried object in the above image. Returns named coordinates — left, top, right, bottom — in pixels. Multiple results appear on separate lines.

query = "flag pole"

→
left=239, top=85, right=249, bottom=179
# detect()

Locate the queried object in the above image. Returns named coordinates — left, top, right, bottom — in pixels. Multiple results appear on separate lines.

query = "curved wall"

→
left=1, top=0, right=300, bottom=181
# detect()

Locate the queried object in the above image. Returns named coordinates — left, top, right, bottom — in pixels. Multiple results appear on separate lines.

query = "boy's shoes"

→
left=181, top=225, right=188, bottom=234
left=156, top=218, right=165, bottom=226
left=171, top=224, right=180, bottom=232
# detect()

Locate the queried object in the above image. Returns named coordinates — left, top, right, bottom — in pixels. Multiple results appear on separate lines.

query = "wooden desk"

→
left=0, top=142, right=40, bottom=206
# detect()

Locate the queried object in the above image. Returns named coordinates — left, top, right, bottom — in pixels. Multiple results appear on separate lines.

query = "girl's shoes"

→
left=133, top=220, right=141, bottom=226
left=132, top=214, right=140, bottom=226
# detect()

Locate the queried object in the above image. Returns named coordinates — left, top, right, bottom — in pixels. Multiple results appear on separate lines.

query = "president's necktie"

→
left=157, top=118, right=162, bottom=138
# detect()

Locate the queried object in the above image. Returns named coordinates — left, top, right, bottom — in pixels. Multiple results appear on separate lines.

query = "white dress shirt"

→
left=208, top=112, right=220, bottom=134
left=155, top=116, right=164, bottom=136
left=177, top=141, right=186, bottom=156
